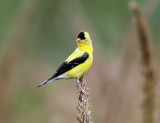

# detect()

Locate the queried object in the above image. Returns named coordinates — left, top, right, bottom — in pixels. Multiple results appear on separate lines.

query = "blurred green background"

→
left=0, top=0, right=160, bottom=123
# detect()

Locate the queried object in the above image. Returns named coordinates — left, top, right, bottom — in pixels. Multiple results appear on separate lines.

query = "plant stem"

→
left=76, top=77, right=92, bottom=123
left=130, top=2, right=156, bottom=123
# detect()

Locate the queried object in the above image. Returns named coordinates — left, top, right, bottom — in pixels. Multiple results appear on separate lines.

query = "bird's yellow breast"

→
left=65, top=46, right=93, bottom=79
left=65, top=54, right=93, bottom=79
left=64, top=36, right=93, bottom=79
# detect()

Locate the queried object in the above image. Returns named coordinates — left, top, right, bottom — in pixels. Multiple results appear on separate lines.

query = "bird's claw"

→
left=78, top=84, right=89, bottom=96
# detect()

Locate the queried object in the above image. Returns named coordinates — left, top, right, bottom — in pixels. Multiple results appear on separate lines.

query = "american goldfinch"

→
left=37, top=31, right=93, bottom=94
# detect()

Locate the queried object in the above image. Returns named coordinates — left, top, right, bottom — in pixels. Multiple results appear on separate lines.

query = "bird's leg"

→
left=76, top=78, right=89, bottom=96
left=78, top=84, right=89, bottom=96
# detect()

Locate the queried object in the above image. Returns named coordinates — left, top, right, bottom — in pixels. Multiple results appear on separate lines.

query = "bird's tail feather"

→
left=36, top=78, right=56, bottom=88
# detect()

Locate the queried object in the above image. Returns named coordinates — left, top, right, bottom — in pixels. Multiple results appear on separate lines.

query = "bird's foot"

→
left=78, top=84, right=89, bottom=96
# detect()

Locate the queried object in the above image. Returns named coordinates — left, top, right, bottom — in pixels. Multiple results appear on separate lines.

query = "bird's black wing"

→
left=47, top=52, right=89, bottom=81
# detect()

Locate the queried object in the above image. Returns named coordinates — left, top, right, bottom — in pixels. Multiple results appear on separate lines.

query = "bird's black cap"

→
left=77, top=32, right=85, bottom=40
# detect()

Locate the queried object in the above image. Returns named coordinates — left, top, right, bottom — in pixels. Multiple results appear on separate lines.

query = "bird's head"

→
left=76, top=31, right=92, bottom=46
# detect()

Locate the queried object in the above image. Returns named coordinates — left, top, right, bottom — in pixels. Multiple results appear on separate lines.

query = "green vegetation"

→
left=0, top=0, right=160, bottom=123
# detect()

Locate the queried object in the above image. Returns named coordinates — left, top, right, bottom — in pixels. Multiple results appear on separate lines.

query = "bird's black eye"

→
left=77, top=32, right=85, bottom=40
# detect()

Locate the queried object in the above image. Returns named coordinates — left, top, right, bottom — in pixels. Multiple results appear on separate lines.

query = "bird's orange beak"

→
left=76, top=38, right=81, bottom=43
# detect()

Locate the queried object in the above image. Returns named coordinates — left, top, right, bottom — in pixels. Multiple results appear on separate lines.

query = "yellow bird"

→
left=37, top=31, right=93, bottom=94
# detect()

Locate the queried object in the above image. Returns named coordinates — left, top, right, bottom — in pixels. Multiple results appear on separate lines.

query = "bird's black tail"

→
left=36, top=78, right=56, bottom=88
left=36, top=80, right=48, bottom=88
